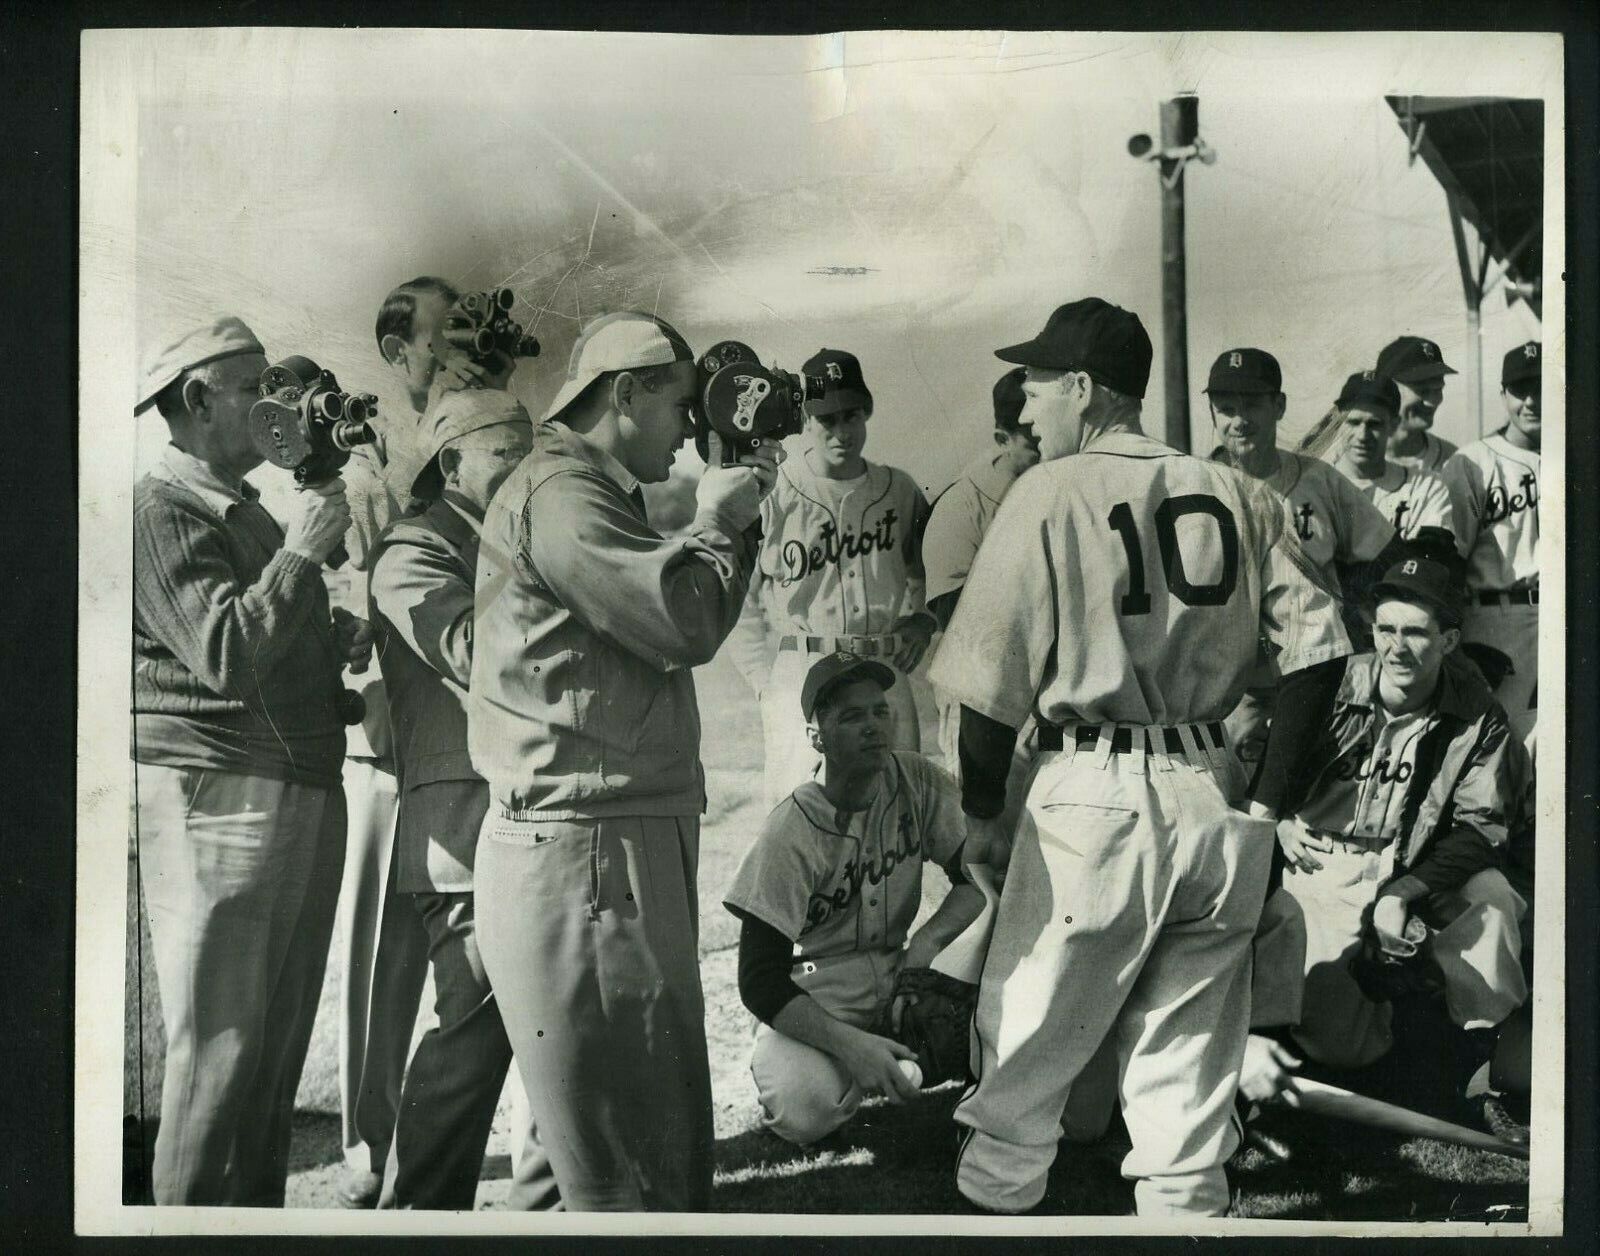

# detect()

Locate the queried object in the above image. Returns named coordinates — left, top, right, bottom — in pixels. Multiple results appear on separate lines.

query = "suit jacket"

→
left=369, top=497, right=487, bottom=893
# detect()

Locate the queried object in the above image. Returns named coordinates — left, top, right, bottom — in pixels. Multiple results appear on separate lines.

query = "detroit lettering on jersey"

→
left=802, top=808, right=922, bottom=935
left=1483, top=472, right=1538, bottom=526
left=781, top=511, right=900, bottom=586
left=1329, top=733, right=1415, bottom=786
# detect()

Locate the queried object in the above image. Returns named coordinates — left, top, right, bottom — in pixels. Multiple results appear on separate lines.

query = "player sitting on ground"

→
left=1253, top=542, right=1531, bottom=1118
left=723, top=652, right=986, bottom=1147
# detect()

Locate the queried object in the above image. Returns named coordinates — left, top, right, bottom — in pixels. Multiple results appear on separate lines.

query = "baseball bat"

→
left=1292, top=1077, right=1528, bottom=1160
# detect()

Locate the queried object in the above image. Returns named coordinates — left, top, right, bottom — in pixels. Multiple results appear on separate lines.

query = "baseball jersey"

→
left=1442, top=433, right=1541, bottom=593
left=930, top=429, right=1351, bottom=730
left=923, top=449, right=1027, bottom=605
left=1298, top=702, right=1436, bottom=841
left=723, top=751, right=965, bottom=961
left=727, top=453, right=931, bottom=687
left=1333, top=462, right=1455, bottom=541
left=1259, top=452, right=1396, bottom=589
left=1390, top=431, right=1459, bottom=473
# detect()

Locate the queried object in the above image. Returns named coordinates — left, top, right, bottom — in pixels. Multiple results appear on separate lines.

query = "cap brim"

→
left=1203, top=380, right=1280, bottom=395
left=805, top=658, right=897, bottom=718
left=804, top=388, right=872, bottom=418
left=543, top=369, right=606, bottom=424
left=1391, top=363, right=1457, bottom=383
left=995, top=339, right=1058, bottom=368
left=1372, top=580, right=1458, bottom=623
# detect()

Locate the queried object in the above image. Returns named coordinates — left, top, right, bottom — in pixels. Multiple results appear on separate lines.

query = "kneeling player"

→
left=1257, top=549, right=1530, bottom=1089
left=723, top=652, right=985, bottom=1146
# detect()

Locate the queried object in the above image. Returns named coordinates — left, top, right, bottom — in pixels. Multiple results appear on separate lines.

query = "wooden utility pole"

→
left=1158, top=96, right=1199, bottom=453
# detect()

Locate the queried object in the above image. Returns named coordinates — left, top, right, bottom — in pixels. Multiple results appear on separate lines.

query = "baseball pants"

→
left=749, top=948, right=900, bottom=1146
left=134, top=763, right=346, bottom=1205
left=379, top=890, right=559, bottom=1210
left=760, top=644, right=920, bottom=808
left=954, top=726, right=1274, bottom=1217
left=336, top=758, right=429, bottom=1179
left=475, top=812, right=714, bottom=1211
left=1461, top=601, right=1538, bottom=745
left=1280, top=841, right=1528, bottom=1069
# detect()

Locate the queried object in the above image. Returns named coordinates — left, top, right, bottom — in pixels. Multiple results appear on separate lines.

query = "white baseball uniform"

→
left=1390, top=430, right=1459, bottom=473
left=931, top=428, right=1350, bottom=1216
left=1333, top=462, right=1455, bottom=541
left=1443, top=432, right=1541, bottom=743
left=727, top=452, right=933, bottom=806
left=723, top=752, right=965, bottom=1145
left=922, top=447, right=1033, bottom=780
left=1226, top=451, right=1395, bottom=773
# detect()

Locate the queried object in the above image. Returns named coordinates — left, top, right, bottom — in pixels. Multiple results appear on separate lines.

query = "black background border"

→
left=3, top=3, right=1594, bottom=1252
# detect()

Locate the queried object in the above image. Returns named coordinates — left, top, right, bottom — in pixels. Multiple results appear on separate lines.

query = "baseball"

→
left=898, top=1058, right=923, bottom=1089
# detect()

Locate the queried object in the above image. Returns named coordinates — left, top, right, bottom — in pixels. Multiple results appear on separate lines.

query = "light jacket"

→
left=1292, top=651, right=1528, bottom=892
left=369, top=497, right=485, bottom=891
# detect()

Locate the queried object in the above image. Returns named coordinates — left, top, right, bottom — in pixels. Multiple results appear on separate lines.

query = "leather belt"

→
left=1036, top=721, right=1226, bottom=760
left=778, top=633, right=901, bottom=658
left=1476, top=589, right=1538, bottom=606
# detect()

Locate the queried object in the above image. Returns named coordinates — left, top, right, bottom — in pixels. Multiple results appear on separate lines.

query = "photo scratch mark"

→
left=806, top=266, right=879, bottom=276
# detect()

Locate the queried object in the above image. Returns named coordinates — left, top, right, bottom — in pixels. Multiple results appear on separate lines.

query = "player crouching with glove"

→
left=723, top=652, right=987, bottom=1146
left=1251, top=541, right=1532, bottom=1121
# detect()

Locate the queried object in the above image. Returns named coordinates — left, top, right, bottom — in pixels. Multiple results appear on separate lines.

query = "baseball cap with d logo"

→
left=801, top=650, right=896, bottom=720
left=1205, top=347, right=1282, bottom=395
left=803, top=348, right=873, bottom=418
left=1376, top=335, right=1458, bottom=384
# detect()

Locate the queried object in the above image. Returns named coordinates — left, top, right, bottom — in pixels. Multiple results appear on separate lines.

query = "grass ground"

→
left=123, top=649, right=1530, bottom=1220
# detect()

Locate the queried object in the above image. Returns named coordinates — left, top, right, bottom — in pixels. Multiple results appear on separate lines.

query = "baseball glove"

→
left=882, top=966, right=978, bottom=1088
left=1350, top=915, right=1444, bottom=1004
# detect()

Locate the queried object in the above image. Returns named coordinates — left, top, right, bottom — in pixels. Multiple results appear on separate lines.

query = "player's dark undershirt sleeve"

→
left=731, top=907, right=804, bottom=1025
left=958, top=704, right=1020, bottom=819
left=927, top=589, right=960, bottom=631
left=1247, top=657, right=1346, bottom=815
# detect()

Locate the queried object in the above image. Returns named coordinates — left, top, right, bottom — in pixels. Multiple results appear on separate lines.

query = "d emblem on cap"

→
left=1363, top=369, right=1376, bottom=381
left=1524, top=344, right=1538, bottom=359
left=1402, top=560, right=1418, bottom=575
left=1422, top=342, right=1437, bottom=359
left=825, top=361, right=844, bottom=381
left=1229, top=351, right=1243, bottom=369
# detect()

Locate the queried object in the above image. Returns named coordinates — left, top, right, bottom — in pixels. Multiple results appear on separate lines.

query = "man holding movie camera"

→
left=131, top=316, right=372, bottom=1205
left=333, top=276, right=533, bottom=1207
left=468, top=311, right=779, bottom=1210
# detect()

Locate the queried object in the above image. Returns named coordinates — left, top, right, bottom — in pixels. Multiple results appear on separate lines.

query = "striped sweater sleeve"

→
left=133, top=482, right=324, bottom=699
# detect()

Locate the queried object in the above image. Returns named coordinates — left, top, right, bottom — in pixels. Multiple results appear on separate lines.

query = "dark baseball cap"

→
left=1502, top=341, right=1541, bottom=388
left=1205, top=347, right=1282, bottom=396
left=992, top=366, right=1027, bottom=430
left=1372, top=553, right=1463, bottom=627
left=995, top=298, right=1153, bottom=399
left=801, top=651, right=896, bottom=721
left=803, top=348, right=873, bottom=418
left=1336, top=369, right=1401, bottom=416
left=1376, top=335, right=1457, bottom=384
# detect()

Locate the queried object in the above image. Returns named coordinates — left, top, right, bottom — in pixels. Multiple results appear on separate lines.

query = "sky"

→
left=99, top=28, right=1556, bottom=514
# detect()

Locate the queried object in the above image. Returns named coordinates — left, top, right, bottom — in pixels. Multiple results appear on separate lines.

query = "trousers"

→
left=954, top=728, right=1273, bottom=1217
left=1461, top=601, right=1538, bottom=744
left=135, top=763, right=346, bottom=1205
left=379, top=891, right=559, bottom=1210
left=1277, top=844, right=1528, bottom=1068
left=475, top=812, right=713, bottom=1211
left=749, top=948, right=901, bottom=1146
left=760, top=646, right=920, bottom=808
left=337, top=759, right=429, bottom=1176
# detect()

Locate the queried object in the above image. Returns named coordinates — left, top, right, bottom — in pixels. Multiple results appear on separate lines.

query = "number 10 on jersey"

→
left=1107, top=495, right=1240, bottom=616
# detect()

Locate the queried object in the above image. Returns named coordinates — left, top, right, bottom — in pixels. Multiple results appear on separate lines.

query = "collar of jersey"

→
left=789, top=755, right=906, bottom=838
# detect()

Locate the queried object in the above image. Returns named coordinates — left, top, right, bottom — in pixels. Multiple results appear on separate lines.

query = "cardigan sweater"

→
left=132, top=448, right=345, bottom=786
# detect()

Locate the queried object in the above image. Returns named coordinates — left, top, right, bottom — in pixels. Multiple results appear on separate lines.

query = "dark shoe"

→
left=338, top=1168, right=383, bottom=1209
left=1480, top=1094, right=1531, bottom=1147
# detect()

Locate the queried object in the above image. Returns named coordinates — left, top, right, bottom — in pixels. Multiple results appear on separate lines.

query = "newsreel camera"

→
left=440, top=288, right=541, bottom=365
left=693, top=340, right=824, bottom=466
left=246, top=355, right=379, bottom=726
